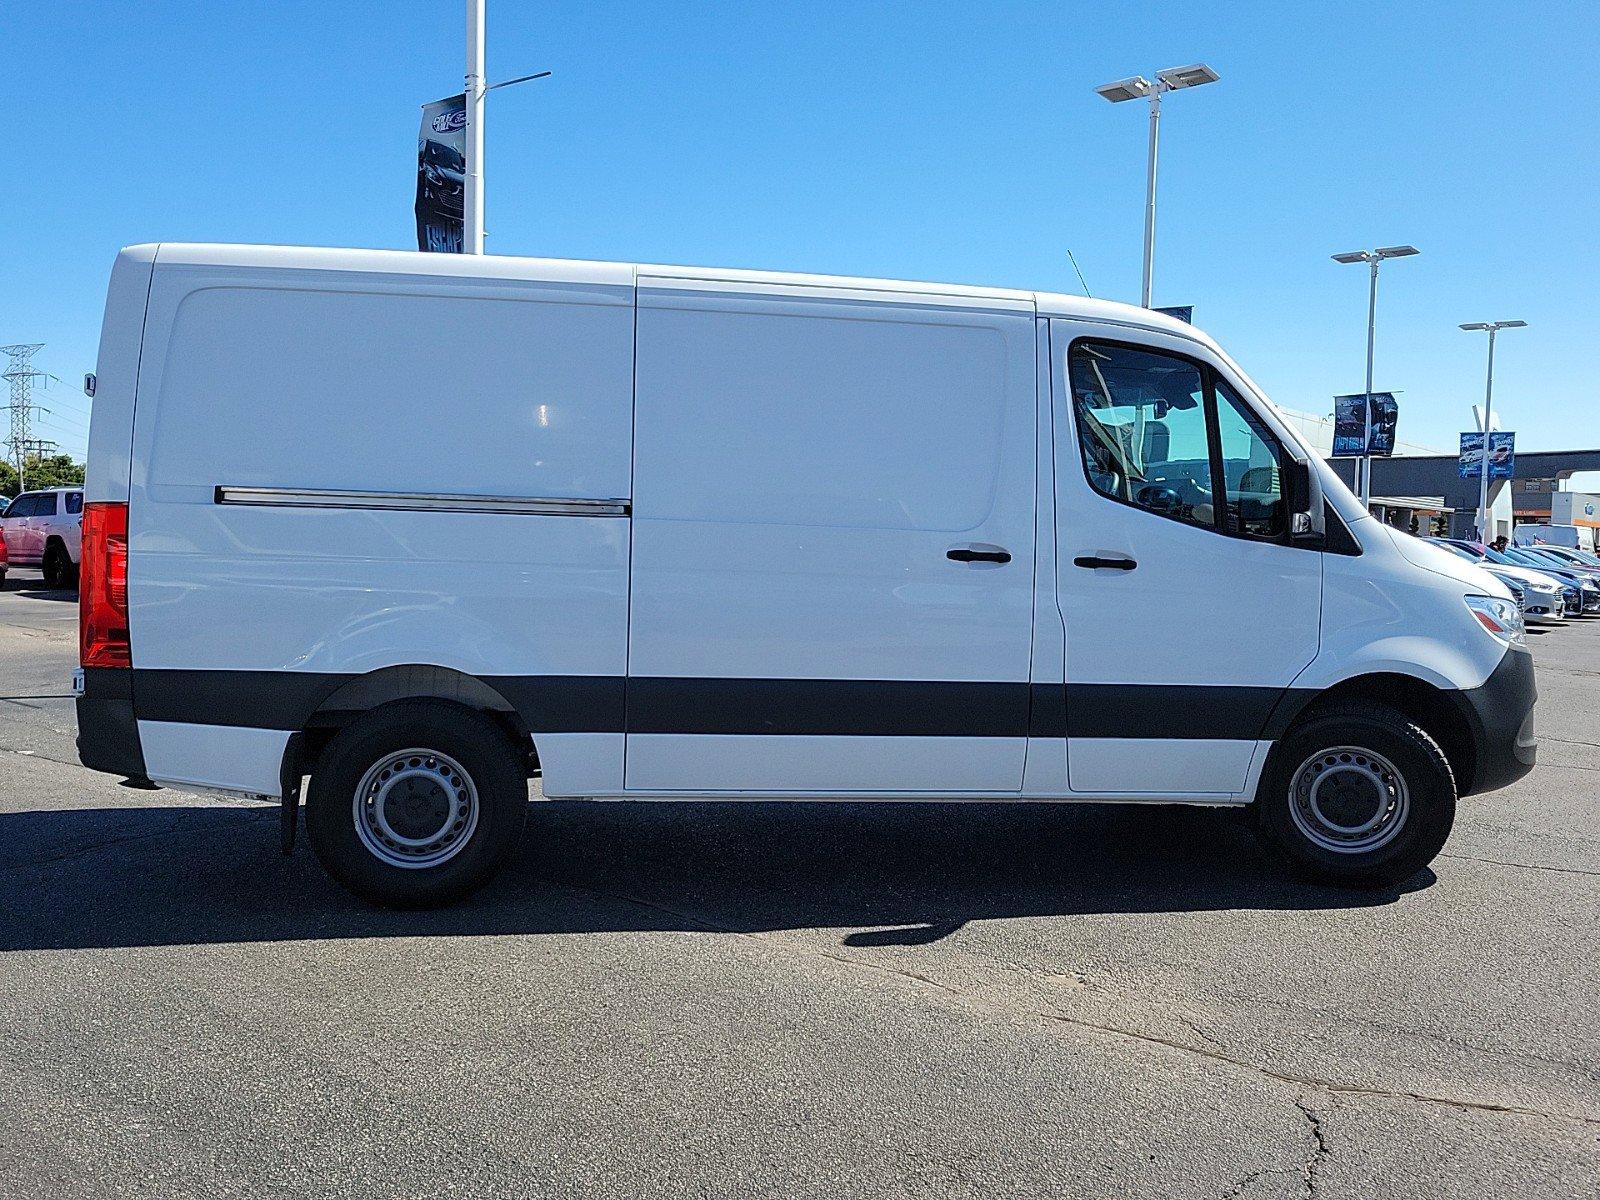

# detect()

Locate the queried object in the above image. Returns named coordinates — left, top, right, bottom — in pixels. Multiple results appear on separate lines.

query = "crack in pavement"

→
left=0, top=744, right=85, bottom=770
left=576, top=884, right=1600, bottom=1130
left=1440, top=852, right=1600, bottom=878
left=1294, top=1099, right=1330, bottom=1198
left=1038, top=1009, right=1600, bottom=1127
left=1540, top=735, right=1600, bottom=750
left=0, top=808, right=276, bottom=871
left=1, top=823, right=185, bottom=871
left=1180, top=1015, right=1227, bottom=1049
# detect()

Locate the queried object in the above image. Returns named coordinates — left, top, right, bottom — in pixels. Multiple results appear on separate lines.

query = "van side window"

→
left=66, top=492, right=83, bottom=515
left=1067, top=342, right=1216, bottom=531
left=1214, top=379, right=1286, bottom=538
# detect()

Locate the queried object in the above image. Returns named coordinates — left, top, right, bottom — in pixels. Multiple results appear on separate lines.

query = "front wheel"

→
left=305, top=700, right=528, bottom=907
left=1255, top=703, right=1456, bottom=889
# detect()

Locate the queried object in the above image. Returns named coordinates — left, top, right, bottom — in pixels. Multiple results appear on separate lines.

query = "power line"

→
left=37, top=410, right=88, bottom=434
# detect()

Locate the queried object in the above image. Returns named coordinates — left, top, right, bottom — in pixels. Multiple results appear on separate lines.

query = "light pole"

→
left=1460, top=320, right=1528, bottom=541
left=1096, top=64, right=1220, bottom=308
left=1331, top=245, right=1419, bottom=508
left=464, top=0, right=486, bottom=254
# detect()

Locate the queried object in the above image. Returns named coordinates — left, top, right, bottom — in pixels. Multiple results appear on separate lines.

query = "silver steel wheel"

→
left=352, top=748, right=480, bottom=870
left=1287, top=745, right=1410, bottom=855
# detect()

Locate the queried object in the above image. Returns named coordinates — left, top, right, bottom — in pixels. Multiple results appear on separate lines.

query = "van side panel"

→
left=625, top=281, right=1038, bottom=794
left=85, top=244, right=157, bottom=504
left=126, top=264, right=634, bottom=796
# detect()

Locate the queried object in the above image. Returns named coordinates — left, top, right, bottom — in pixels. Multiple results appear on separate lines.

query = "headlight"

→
left=1465, top=594, right=1526, bottom=648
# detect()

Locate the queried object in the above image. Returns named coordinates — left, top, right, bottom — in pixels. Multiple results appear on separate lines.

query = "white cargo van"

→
left=76, top=244, right=1537, bottom=906
left=1515, top=524, right=1594, bottom=553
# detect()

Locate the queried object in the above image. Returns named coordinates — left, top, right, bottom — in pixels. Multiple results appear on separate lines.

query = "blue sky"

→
left=4, top=1, right=1597, bottom=469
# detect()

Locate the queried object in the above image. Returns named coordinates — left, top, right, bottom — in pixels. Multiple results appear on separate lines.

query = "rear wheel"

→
left=42, top=542, right=74, bottom=589
left=305, top=700, right=528, bottom=907
left=1255, top=702, right=1456, bottom=889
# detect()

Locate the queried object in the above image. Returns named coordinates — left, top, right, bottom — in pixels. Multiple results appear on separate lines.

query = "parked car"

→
left=0, top=487, right=83, bottom=587
left=1491, top=546, right=1598, bottom=615
left=74, top=243, right=1538, bottom=906
left=1438, top=539, right=1588, bottom=616
left=1536, top=544, right=1600, bottom=570
left=1514, top=544, right=1600, bottom=588
left=1426, top=539, right=1566, bottom=624
left=0, top=523, right=7, bottom=587
left=1483, top=568, right=1525, bottom=612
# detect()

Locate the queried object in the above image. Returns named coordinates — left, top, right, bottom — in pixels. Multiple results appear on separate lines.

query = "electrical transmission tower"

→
left=2, top=343, right=51, bottom=493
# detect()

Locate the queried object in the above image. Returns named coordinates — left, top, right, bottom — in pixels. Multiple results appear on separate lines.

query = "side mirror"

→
left=1285, top=460, right=1316, bottom=537
left=1284, top=459, right=1313, bottom=515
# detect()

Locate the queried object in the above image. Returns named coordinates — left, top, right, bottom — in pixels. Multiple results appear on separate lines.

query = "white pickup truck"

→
left=0, top=487, right=84, bottom=587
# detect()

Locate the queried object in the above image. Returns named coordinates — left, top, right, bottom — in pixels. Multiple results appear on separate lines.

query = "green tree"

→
left=0, top=454, right=85, bottom=500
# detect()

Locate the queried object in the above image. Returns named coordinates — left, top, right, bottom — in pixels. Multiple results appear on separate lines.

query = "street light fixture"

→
left=1096, top=63, right=1221, bottom=308
left=1331, top=244, right=1421, bottom=508
left=1459, top=320, right=1528, bottom=541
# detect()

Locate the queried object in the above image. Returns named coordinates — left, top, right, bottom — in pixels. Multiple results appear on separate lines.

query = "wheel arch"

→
left=1269, top=672, right=1477, bottom=797
left=290, top=665, right=537, bottom=781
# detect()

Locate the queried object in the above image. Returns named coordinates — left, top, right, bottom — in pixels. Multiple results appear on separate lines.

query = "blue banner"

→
left=1460, top=431, right=1515, bottom=480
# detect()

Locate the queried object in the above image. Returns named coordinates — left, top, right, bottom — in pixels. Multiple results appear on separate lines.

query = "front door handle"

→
left=947, top=546, right=1012, bottom=564
left=1073, top=555, right=1138, bottom=571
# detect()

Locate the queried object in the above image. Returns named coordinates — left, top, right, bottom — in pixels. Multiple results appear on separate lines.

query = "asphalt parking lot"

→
left=1, top=566, right=1596, bottom=1199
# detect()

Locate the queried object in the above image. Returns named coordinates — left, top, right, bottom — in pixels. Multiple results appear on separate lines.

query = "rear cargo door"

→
left=625, top=277, right=1038, bottom=794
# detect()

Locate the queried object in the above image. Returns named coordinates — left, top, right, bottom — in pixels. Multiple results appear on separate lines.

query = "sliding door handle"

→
left=947, top=546, right=1012, bottom=564
left=1073, top=555, right=1137, bottom=571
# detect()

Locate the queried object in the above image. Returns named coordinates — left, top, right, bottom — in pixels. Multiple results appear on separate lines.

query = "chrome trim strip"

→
left=214, top=486, right=629, bottom=517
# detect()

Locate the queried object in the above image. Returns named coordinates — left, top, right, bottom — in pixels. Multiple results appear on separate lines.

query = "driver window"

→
left=1067, top=341, right=1216, bottom=530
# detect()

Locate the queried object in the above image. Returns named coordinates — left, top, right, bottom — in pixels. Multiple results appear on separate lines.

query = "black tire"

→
left=41, top=542, right=71, bottom=590
left=1255, top=702, right=1456, bottom=889
left=305, top=700, right=528, bottom=907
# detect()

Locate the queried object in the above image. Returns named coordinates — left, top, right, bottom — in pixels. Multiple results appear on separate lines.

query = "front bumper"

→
left=1451, top=647, right=1537, bottom=795
left=1525, top=597, right=1563, bottom=623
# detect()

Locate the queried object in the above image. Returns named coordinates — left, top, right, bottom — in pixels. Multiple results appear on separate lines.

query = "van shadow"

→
left=0, top=800, right=1430, bottom=953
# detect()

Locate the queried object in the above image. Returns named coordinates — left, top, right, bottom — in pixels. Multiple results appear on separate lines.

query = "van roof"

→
left=135, top=243, right=1211, bottom=344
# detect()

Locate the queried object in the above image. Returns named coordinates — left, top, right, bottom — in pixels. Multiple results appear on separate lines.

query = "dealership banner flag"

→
left=1332, top=392, right=1398, bottom=457
left=1459, top=431, right=1515, bottom=480
left=416, top=95, right=466, bottom=253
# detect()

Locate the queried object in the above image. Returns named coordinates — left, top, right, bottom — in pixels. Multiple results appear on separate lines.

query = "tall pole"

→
left=464, top=0, right=486, bottom=254
left=1359, top=259, right=1378, bottom=508
left=1097, top=66, right=1218, bottom=309
left=1477, top=327, right=1498, bottom=541
left=1333, top=245, right=1417, bottom=511
left=1140, top=87, right=1162, bottom=308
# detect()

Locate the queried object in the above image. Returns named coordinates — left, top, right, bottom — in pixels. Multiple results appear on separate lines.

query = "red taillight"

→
left=0, top=525, right=8, bottom=565
left=80, top=501, right=131, bottom=668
